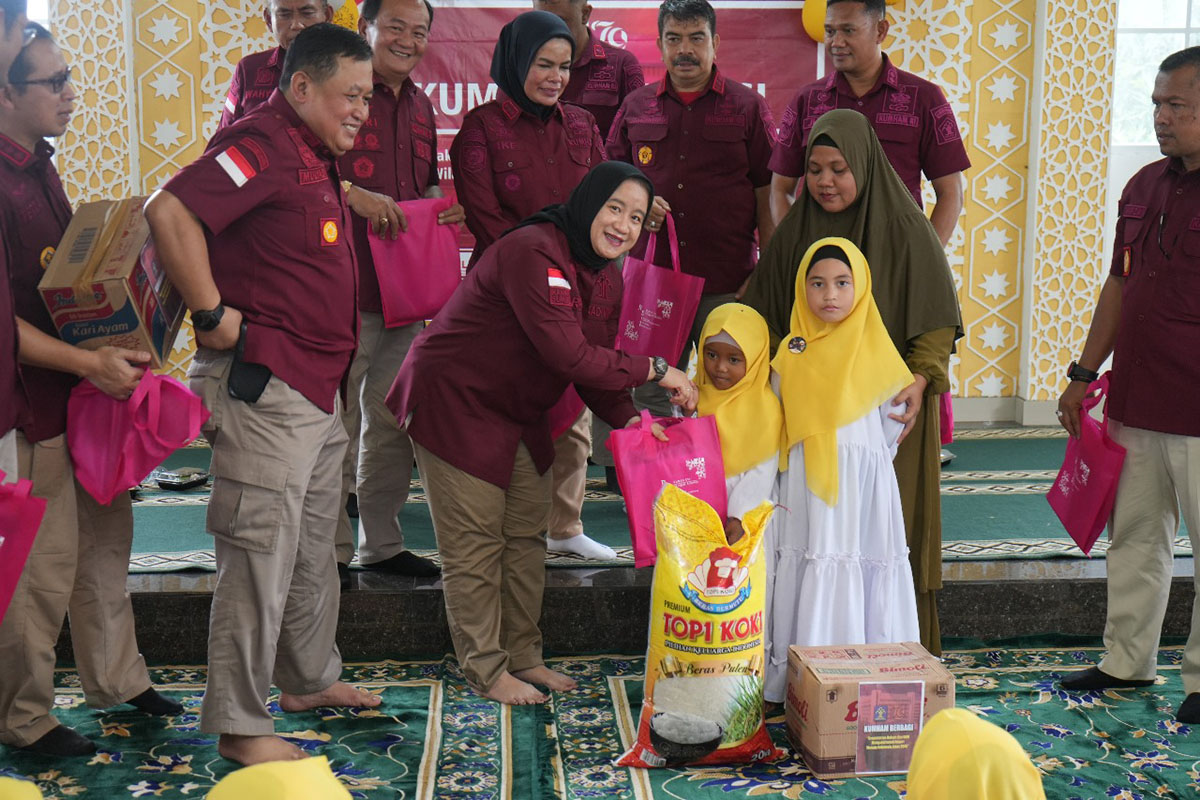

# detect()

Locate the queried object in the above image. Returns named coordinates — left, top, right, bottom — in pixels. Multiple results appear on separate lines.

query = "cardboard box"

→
left=38, top=198, right=184, bottom=369
left=784, top=642, right=955, bottom=779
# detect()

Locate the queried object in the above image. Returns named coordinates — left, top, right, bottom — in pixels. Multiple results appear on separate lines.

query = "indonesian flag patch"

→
left=548, top=267, right=572, bottom=307
left=223, top=91, right=236, bottom=115
left=216, top=145, right=258, bottom=187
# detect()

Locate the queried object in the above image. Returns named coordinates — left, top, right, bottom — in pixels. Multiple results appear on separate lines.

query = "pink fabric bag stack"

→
left=0, top=472, right=47, bottom=624
left=368, top=197, right=462, bottom=328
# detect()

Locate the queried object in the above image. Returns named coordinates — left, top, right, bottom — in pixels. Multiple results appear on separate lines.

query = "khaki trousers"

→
left=633, top=291, right=735, bottom=415
left=189, top=350, right=346, bottom=736
left=0, top=428, right=15, bottom=480
left=413, top=441, right=550, bottom=693
left=1099, top=423, right=1200, bottom=692
left=0, top=433, right=150, bottom=746
left=335, top=313, right=420, bottom=565
left=549, top=408, right=591, bottom=540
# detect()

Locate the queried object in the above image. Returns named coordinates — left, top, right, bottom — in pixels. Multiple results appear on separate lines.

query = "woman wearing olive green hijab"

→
left=741, top=109, right=962, bottom=655
left=906, top=708, right=1046, bottom=799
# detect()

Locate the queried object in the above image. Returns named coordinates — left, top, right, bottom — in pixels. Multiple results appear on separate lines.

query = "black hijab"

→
left=513, top=161, right=655, bottom=271
left=490, top=11, right=575, bottom=122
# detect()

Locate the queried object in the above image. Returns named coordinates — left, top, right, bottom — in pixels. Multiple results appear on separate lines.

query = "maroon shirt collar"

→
left=657, top=65, right=726, bottom=101
left=371, top=71, right=416, bottom=97
left=824, top=52, right=899, bottom=97
left=573, top=33, right=606, bottom=68
left=0, top=132, right=54, bottom=172
left=267, top=46, right=284, bottom=68
left=495, top=89, right=565, bottom=123
left=266, top=89, right=335, bottom=161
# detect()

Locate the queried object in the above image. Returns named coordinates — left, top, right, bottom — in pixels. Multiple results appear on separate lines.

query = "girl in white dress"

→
left=696, top=304, right=783, bottom=545
left=763, top=238, right=921, bottom=703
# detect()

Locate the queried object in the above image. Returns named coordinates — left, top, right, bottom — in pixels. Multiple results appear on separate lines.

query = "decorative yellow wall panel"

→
left=1025, top=0, right=1116, bottom=401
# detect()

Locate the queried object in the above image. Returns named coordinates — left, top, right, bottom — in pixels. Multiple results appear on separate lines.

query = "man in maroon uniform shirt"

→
left=0, top=0, right=30, bottom=480
left=532, top=0, right=644, bottom=139
left=333, top=0, right=464, bottom=584
left=768, top=0, right=969, bottom=245
left=1057, top=47, right=1200, bottom=725
left=145, top=24, right=383, bottom=766
left=0, top=23, right=181, bottom=760
left=607, top=0, right=775, bottom=414
left=216, top=0, right=332, bottom=130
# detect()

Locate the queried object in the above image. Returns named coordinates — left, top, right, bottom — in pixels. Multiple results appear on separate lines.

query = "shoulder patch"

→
left=215, top=145, right=258, bottom=187
left=237, top=137, right=270, bottom=172
left=930, top=103, right=962, bottom=145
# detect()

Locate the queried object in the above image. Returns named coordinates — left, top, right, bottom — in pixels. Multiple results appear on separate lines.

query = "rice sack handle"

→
left=618, top=484, right=779, bottom=768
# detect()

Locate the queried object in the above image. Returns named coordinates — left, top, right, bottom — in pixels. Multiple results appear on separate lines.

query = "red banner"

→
left=410, top=1, right=820, bottom=252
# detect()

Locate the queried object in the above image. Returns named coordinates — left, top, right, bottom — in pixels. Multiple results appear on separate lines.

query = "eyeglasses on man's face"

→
left=10, top=66, right=73, bottom=94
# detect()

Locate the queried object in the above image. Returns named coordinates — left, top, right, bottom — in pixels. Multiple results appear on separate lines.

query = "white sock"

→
left=547, top=534, right=617, bottom=560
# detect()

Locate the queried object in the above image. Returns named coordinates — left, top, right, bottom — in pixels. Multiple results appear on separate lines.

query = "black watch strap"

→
left=1066, top=360, right=1099, bottom=383
left=650, top=356, right=669, bottom=383
left=192, top=303, right=225, bottom=332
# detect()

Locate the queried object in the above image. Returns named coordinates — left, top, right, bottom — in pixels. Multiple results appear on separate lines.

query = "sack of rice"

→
left=617, top=483, right=780, bottom=768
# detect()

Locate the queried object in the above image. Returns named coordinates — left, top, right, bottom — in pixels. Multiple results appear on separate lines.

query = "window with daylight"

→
left=1112, top=0, right=1200, bottom=146
left=27, top=0, right=49, bottom=27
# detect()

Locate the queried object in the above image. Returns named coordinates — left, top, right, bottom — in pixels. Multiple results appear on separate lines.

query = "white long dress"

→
left=726, top=454, right=779, bottom=522
left=762, top=403, right=920, bottom=703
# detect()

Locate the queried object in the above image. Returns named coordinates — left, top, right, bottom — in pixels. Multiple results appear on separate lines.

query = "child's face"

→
left=805, top=257, right=855, bottom=324
left=703, top=340, right=747, bottom=390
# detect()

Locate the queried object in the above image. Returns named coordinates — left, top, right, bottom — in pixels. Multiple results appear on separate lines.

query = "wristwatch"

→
left=650, top=356, right=669, bottom=383
left=192, top=303, right=225, bottom=332
left=1066, top=360, right=1099, bottom=383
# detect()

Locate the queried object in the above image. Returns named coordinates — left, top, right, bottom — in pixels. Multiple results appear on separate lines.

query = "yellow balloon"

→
left=802, top=0, right=827, bottom=43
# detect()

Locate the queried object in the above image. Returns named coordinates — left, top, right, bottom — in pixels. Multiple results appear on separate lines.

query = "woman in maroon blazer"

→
left=388, top=162, right=695, bottom=705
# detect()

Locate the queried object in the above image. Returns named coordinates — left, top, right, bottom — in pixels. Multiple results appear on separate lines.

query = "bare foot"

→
left=278, top=681, right=382, bottom=713
left=481, top=672, right=548, bottom=705
left=512, top=665, right=577, bottom=692
left=217, top=733, right=306, bottom=765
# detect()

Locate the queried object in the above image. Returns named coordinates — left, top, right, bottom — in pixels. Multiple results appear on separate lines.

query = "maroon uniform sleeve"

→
left=768, top=88, right=807, bottom=178
left=500, top=243, right=648, bottom=392
left=605, top=100, right=634, bottom=164
left=591, top=118, right=608, bottom=163
left=918, top=84, right=971, bottom=181
left=164, top=130, right=281, bottom=236
left=747, top=93, right=777, bottom=189
left=217, top=62, right=245, bottom=132
left=420, top=94, right=442, bottom=194
left=450, top=109, right=512, bottom=253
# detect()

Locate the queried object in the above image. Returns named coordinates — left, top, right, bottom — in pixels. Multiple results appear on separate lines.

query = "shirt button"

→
left=857, top=100, right=864, bottom=106
left=1177, top=189, right=1183, bottom=194
left=507, top=161, right=514, bottom=167
left=680, top=154, right=686, bottom=160
left=678, top=212, right=685, bottom=218
left=1149, top=271, right=1156, bottom=277
left=552, top=189, right=560, bottom=196
left=538, top=129, right=545, bottom=135
left=400, top=181, right=406, bottom=187
left=680, top=241, right=687, bottom=246
left=1138, top=314, right=1145, bottom=321
left=548, top=157, right=555, bottom=165
left=322, top=194, right=332, bottom=203
left=677, top=183, right=684, bottom=189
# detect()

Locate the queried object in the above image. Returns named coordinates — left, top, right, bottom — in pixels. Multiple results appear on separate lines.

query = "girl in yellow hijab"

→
left=696, top=303, right=783, bottom=546
left=763, top=238, right=920, bottom=704
left=907, top=708, right=1046, bottom=799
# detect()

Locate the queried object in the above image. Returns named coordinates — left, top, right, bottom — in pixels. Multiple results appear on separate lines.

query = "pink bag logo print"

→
left=657, top=299, right=674, bottom=319
left=685, top=456, right=707, bottom=481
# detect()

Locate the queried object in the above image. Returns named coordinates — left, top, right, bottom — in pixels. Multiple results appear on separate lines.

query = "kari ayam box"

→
left=784, top=642, right=955, bottom=779
left=38, top=198, right=184, bottom=368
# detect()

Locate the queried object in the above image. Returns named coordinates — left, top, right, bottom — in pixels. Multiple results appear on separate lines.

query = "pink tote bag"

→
left=1046, top=372, right=1127, bottom=556
left=607, top=411, right=728, bottom=567
left=0, top=472, right=48, bottom=624
left=368, top=197, right=462, bottom=328
left=615, top=214, right=704, bottom=363
left=68, top=370, right=210, bottom=505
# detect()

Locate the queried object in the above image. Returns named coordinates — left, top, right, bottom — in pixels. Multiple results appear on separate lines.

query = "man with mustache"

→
left=767, top=0, right=968, bottom=245
left=145, top=24, right=383, bottom=765
left=217, top=0, right=333, bottom=129
left=607, top=0, right=775, bottom=416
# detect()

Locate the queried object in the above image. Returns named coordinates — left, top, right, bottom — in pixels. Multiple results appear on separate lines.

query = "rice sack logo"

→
left=682, top=546, right=751, bottom=613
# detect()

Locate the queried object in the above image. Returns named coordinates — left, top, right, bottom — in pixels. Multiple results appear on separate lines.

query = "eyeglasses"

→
left=21, top=23, right=36, bottom=46
left=10, top=66, right=72, bottom=94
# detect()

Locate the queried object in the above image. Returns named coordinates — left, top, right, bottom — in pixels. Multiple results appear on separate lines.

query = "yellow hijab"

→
left=207, top=755, right=352, bottom=800
left=907, top=708, right=1046, bottom=800
left=696, top=303, right=783, bottom=477
left=773, top=237, right=912, bottom=504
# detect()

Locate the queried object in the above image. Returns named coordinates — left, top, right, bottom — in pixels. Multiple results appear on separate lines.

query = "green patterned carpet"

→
left=4, top=643, right=1200, bottom=798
